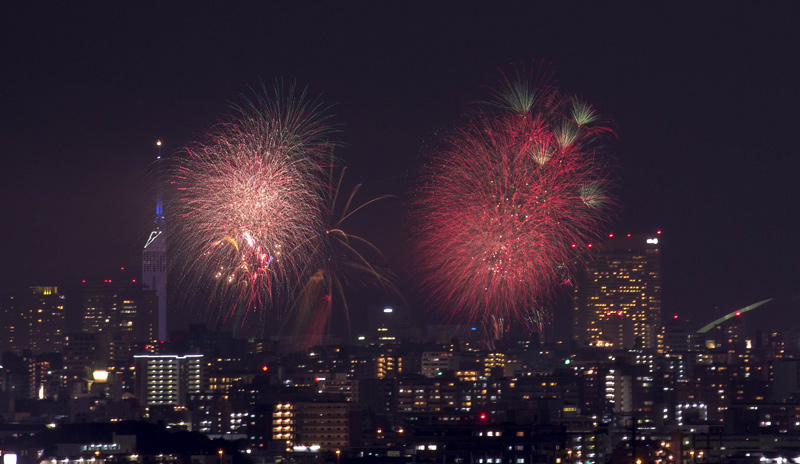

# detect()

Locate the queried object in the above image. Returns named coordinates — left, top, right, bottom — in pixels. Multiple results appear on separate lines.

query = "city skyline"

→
left=2, top=4, right=799, bottom=332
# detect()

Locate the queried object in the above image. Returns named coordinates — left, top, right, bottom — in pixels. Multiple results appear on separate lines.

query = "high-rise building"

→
left=142, top=140, right=168, bottom=342
left=0, top=287, right=65, bottom=354
left=81, top=279, right=129, bottom=333
left=81, top=274, right=153, bottom=368
left=26, top=286, right=65, bottom=354
left=134, top=354, right=203, bottom=411
left=573, top=232, right=663, bottom=350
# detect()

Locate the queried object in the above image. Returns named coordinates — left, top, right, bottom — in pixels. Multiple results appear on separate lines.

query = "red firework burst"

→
left=414, top=73, right=616, bottom=329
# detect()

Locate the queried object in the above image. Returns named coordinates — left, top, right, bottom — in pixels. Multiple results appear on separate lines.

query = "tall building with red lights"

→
left=572, top=232, right=663, bottom=350
left=142, top=141, right=168, bottom=341
left=81, top=275, right=150, bottom=368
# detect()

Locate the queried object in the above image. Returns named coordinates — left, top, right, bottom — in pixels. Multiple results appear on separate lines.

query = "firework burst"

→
left=413, top=72, right=616, bottom=331
left=288, top=168, right=397, bottom=350
left=171, top=84, right=334, bottom=330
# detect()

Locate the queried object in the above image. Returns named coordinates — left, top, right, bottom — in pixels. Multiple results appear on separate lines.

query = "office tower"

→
left=134, top=354, right=203, bottom=411
left=81, top=275, right=150, bottom=368
left=142, top=140, right=168, bottom=342
left=81, top=278, right=139, bottom=333
left=573, top=232, right=662, bottom=350
left=0, top=287, right=65, bottom=354
left=26, top=286, right=65, bottom=354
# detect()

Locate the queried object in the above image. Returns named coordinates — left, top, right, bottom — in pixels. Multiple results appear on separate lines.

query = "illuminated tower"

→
left=573, top=232, right=663, bottom=350
left=142, top=140, right=168, bottom=341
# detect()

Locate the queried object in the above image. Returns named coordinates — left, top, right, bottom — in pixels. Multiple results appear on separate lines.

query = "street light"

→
left=336, top=449, right=341, bottom=464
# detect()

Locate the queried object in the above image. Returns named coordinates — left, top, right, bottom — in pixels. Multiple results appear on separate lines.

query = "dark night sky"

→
left=2, top=3, right=799, bottom=332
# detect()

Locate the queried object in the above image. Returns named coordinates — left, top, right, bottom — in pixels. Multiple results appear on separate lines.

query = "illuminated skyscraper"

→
left=142, top=140, right=168, bottom=341
left=0, top=286, right=65, bottom=354
left=573, top=232, right=663, bottom=350
left=81, top=275, right=146, bottom=367
left=134, top=353, right=203, bottom=411
left=26, top=286, right=65, bottom=354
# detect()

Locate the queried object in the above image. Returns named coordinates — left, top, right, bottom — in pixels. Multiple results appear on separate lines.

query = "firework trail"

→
left=171, top=84, right=334, bottom=330
left=289, top=168, right=397, bottom=350
left=413, top=70, right=615, bottom=332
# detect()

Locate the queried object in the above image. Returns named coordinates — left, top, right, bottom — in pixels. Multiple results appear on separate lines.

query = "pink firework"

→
left=171, top=84, right=333, bottom=328
left=414, top=74, right=615, bottom=329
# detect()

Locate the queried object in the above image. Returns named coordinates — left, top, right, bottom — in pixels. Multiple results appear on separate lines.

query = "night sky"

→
left=2, top=3, right=799, bottom=332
